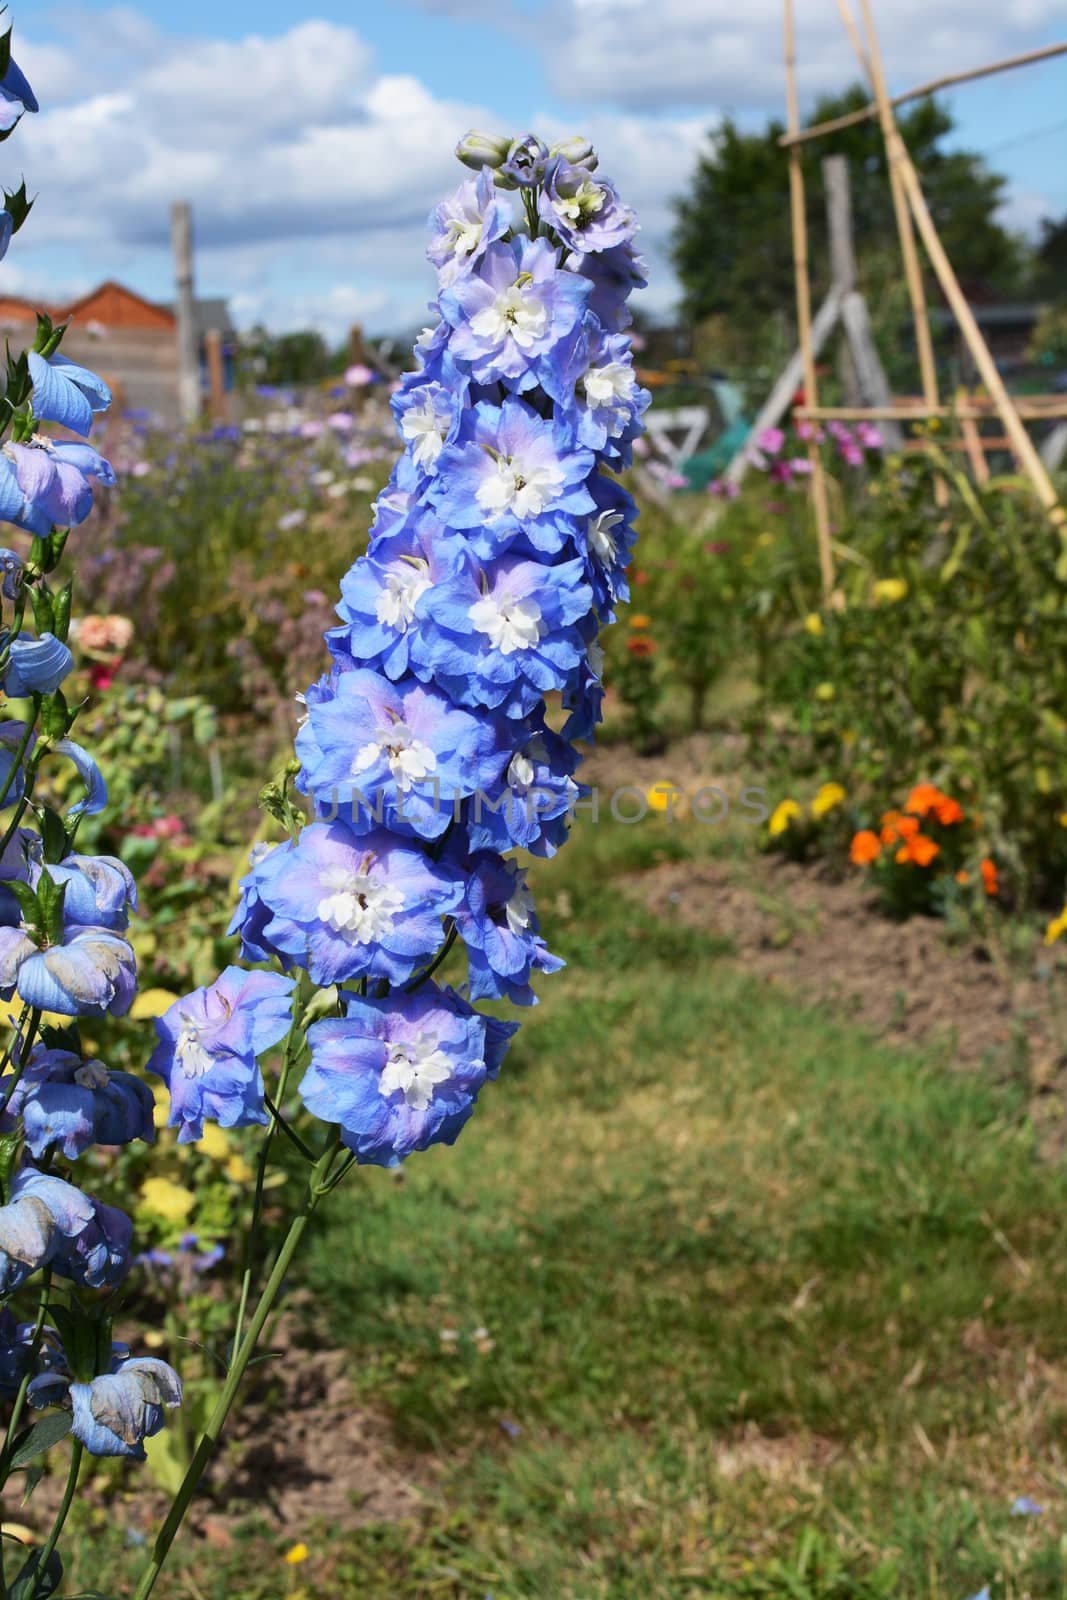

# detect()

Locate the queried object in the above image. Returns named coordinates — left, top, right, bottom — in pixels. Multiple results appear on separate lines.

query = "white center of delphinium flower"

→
left=468, top=595, right=543, bottom=655
left=476, top=454, right=564, bottom=521
left=445, top=213, right=483, bottom=262
left=588, top=509, right=624, bottom=568
left=507, top=749, right=535, bottom=791
left=74, top=1059, right=110, bottom=1090
left=374, top=560, right=432, bottom=631
left=504, top=870, right=536, bottom=935
left=399, top=397, right=452, bottom=470
left=582, top=363, right=636, bottom=432
left=316, top=864, right=405, bottom=943
left=470, top=283, right=548, bottom=351
left=379, top=1033, right=454, bottom=1111
left=557, top=178, right=605, bottom=227
left=352, top=721, right=438, bottom=791
left=175, top=1015, right=215, bottom=1080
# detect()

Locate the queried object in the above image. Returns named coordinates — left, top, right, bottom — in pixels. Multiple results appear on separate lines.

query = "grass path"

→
left=69, top=815, right=1067, bottom=1597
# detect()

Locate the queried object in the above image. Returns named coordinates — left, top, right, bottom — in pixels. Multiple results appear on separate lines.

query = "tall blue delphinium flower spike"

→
left=198, top=130, right=646, bottom=1169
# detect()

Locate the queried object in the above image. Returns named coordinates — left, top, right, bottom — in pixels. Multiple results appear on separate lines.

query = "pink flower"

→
left=345, top=364, right=373, bottom=388
left=856, top=422, right=883, bottom=450
left=794, top=420, right=824, bottom=443
left=708, top=477, right=739, bottom=500
left=757, top=427, right=785, bottom=455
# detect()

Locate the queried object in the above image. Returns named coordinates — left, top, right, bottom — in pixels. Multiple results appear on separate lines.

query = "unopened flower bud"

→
left=501, top=133, right=549, bottom=189
left=455, top=131, right=511, bottom=172
left=549, top=135, right=598, bottom=172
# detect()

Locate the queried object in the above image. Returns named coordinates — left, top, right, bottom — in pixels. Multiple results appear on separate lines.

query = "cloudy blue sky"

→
left=3, top=0, right=1067, bottom=340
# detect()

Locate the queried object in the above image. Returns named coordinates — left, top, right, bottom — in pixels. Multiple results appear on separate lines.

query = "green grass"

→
left=63, top=816, right=1067, bottom=1597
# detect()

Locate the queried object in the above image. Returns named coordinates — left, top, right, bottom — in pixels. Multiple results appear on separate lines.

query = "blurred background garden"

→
left=3, top=1, right=1067, bottom=1596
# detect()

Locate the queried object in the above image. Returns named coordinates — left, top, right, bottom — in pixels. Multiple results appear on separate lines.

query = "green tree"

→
left=672, top=85, right=1024, bottom=380
left=1031, top=214, right=1067, bottom=302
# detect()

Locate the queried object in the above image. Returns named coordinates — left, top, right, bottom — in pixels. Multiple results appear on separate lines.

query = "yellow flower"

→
left=627, top=613, right=651, bottom=630
left=811, top=782, right=846, bottom=819
left=1058, top=811, right=1067, bottom=827
left=769, top=799, right=802, bottom=837
left=1045, top=908, right=1067, bottom=946
left=815, top=682, right=835, bottom=702
left=284, top=1544, right=309, bottom=1566
left=872, top=578, right=908, bottom=605
left=226, top=1154, right=254, bottom=1184
left=756, top=532, right=773, bottom=548
left=803, top=612, right=824, bottom=637
left=645, top=782, right=679, bottom=813
left=197, top=1122, right=230, bottom=1162
left=151, top=1081, right=171, bottom=1131
left=129, top=987, right=180, bottom=1021
left=841, top=728, right=857, bottom=747
left=140, top=1178, right=195, bottom=1223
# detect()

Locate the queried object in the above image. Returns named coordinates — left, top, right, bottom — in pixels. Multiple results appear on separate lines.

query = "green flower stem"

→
left=0, top=1006, right=41, bottom=1121
left=0, top=1266, right=52, bottom=1486
left=0, top=709, right=38, bottom=817
left=132, top=1128, right=343, bottom=1600
left=31, top=1439, right=83, bottom=1599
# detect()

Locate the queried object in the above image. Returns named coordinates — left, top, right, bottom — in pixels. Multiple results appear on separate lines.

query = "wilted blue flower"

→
left=68, top=1357, right=182, bottom=1459
left=0, top=922, right=137, bottom=1017
left=247, top=821, right=461, bottom=988
left=0, top=1169, right=127, bottom=1294
left=146, top=966, right=296, bottom=1143
left=0, top=1047, right=154, bottom=1159
left=54, top=738, right=109, bottom=816
left=2, top=631, right=74, bottom=695
left=301, top=983, right=516, bottom=1166
left=32, top=853, right=138, bottom=931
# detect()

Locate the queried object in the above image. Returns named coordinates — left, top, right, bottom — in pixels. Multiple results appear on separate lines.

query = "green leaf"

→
left=0, top=1129, right=22, bottom=1198
left=31, top=312, right=54, bottom=357
left=29, top=582, right=56, bottom=637
left=39, top=689, right=70, bottom=740
left=0, top=26, right=11, bottom=79
left=35, top=870, right=67, bottom=945
left=7, top=879, right=40, bottom=929
left=51, top=581, right=72, bottom=644
left=34, top=804, right=69, bottom=865
left=9, top=1547, right=64, bottom=1600
left=9, top=1410, right=72, bottom=1469
left=3, top=181, right=32, bottom=233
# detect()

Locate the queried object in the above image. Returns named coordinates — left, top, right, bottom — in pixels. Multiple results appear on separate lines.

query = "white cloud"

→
left=2, top=13, right=710, bottom=333
left=541, top=0, right=1067, bottom=111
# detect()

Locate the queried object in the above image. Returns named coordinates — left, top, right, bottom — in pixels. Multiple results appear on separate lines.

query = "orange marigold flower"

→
left=850, top=829, right=882, bottom=866
left=626, top=635, right=656, bottom=658
left=955, top=869, right=971, bottom=885
left=895, top=834, right=940, bottom=867
left=980, top=857, right=998, bottom=896
left=904, top=783, right=945, bottom=817
left=934, top=797, right=963, bottom=826
left=628, top=613, right=651, bottom=630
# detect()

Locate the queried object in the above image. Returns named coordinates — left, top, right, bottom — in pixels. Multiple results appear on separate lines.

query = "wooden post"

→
left=836, top=0, right=946, bottom=500
left=204, top=329, right=226, bottom=423
left=824, top=154, right=861, bottom=408
left=171, top=202, right=200, bottom=425
left=724, top=291, right=844, bottom=487
left=784, top=0, right=835, bottom=597
left=855, top=0, right=1066, bottom=533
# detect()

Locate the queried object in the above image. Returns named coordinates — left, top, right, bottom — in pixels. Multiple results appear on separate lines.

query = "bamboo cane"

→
left=784, top=0, right=835, bottom=596
left=780, top=40, right=1067, bottom=147
left=855, top=0, right=1066, bottom=534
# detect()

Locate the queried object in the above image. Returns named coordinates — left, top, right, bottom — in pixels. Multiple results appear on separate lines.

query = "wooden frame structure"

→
left=769, top=6, right=1067, bottom=593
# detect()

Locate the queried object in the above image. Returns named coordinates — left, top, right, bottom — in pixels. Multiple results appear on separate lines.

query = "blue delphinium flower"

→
left=146, top=966, right=296, bottom=1142
left=1, top=1047, right=154, bottom=1160
left=0, top=438, right=115, bottom=535
left=301, top=984, right=516, bottom=1166
left=243, top=821, right=461, bottom=988
left=0, top=56, right=37, bottom=128
left=2, top=630, right=73, bottom=695
left=441, top=236, right=590, bottom=389
left=188, top=131, right=645, bottom=1173
left=31, top=854, right=138, bottom=930
left=296, top=668, right=509, bottom=839
left=412, top=551, right=592, bottom=718
left=28, top=351, right=112, bottom=438
left=451, top=852, right=563, bottom=1005
left=0, top=1169, right=131, bottom=1294
left=428, top=396, right=595, bottom=557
